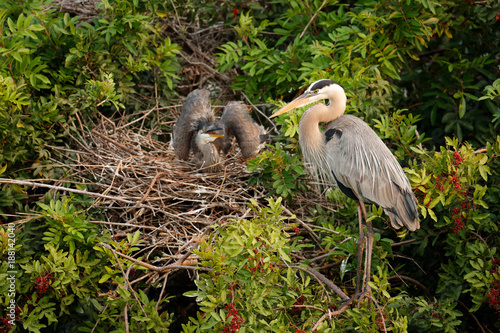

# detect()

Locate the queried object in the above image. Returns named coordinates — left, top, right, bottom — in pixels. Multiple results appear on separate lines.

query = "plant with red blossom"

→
left=488, top=258, right=500, bottom=312
left=292, top=295, right=304, bottom=315
left=34, top=271, right=55, bottom=296
left=223, top=303, right=244, bottom=333
left=375, top=309, right=388, bottom=331
left=409, top=139, right=490, bottom=234
left=0, top=318, right=13, bottom=333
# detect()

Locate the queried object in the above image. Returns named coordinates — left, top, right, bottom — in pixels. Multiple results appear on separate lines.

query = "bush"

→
left=0, top=0, right=180, bottom=331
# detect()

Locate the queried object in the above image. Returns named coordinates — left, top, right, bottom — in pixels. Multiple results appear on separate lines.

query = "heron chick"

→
left=172, top=89, right=224, bottom=172
left=215, top=101, right=268, bottom=160
left=192, top=125, right=224, bottom=172
left=173, top=89, right=215, bottom=161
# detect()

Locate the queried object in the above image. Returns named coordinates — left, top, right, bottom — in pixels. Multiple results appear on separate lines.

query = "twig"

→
left=291, top=265, right=349, bottom=301
left=91, top=129, right=138, bottom=155
left=98, top=243, right=208, bottom=274
left=272, top=304, right=326, bottom=312
left=108, top=245, right=148, bottom=318
left=387, top=275, right=431, bottom=297
left=283, top=207, right=323, bottom=249
left=299, top=0, right=329, bottom=39
left=0, top=179, right=138, bottom=204
left=312, top=303, right=350, bottom=330
left=457, top=300, right=486, bottom=333
left=391, top=238, right=418, bottom=247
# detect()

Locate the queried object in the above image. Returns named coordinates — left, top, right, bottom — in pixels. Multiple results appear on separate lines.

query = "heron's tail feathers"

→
left=385, top=190, right=420, bottom=232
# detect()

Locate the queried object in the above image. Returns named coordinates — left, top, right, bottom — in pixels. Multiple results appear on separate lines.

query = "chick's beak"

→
left=204, top=126, right=224, bottom=137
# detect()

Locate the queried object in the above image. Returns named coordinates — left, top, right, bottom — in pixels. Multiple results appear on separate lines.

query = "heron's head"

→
left=198, top=125, right=224, bottom=144
left=270, top=79, right=345, bottom=118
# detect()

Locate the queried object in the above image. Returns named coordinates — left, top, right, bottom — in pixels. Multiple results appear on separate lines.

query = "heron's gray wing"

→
left=213, top=118, right=231, bottom=154
left=326, top=115, right=419, bottom=231
left=173, top=89, right=214, bottom=160
left=220, top=101, right=264, bottom=160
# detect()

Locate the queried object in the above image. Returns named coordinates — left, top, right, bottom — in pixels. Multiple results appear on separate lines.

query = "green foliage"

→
left=374, top=109, right=429, bottom=161
left=0, top=196, right=174, bottom=331
left=183, top=198, right=310, bottom=331
left=216, top=0, right=499, bottom=142
left=247, top=143, right=307, bottom=202
left=398, top=295, right=463, bottom=332
left=183, top=198, right=416, bottom=332
left=86, top=230, right=174, bottom=332
left=0, top=0, right=498, bottom=330
left=0, top=197, right=106, bottom=332
left=0, top=0, right=180, bottom=197
left=479, top=77, right=500, bottom=127
left=402, top=134, right=500, bottom=316
left=37, top=198, right=102, bottom=254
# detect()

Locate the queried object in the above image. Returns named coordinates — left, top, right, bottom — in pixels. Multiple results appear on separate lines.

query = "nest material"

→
left=51, top=105, right=335, bottom=272
left=66, top=116, right=271, bottom=263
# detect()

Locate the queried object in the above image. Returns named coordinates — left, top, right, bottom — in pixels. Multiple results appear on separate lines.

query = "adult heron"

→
left=270, top=79, right=420, bottom=299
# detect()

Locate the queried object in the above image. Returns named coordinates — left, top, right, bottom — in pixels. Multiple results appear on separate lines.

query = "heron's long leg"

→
left=364, top=220, right=374, bottom=293
left=355, top=203, right=365, bottom=296
left=360, top=204, right=373, bottom=295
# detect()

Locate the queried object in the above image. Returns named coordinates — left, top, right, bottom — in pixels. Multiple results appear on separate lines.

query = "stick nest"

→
left=57, top=105, right=335, bottom=273
left=68, top=117, right=268, bottom=263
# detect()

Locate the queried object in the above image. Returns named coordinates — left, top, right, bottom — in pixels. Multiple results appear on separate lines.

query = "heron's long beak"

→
left=270, top=94, right=312, bottom=119
left=208, top=133, right=224, bottom=138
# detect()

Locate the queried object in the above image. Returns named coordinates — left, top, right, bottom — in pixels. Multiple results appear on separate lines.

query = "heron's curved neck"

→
left=299, top=99, right=345, bottom=150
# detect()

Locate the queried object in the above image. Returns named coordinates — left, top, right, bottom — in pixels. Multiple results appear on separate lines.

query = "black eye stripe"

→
left=308, top=79, right=342, bottom=92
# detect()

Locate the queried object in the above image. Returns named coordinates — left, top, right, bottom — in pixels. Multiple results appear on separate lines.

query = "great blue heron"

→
left=270, top=79, right=420, bottom=299
left=172, top=89, right=223, bottom=172
left=214, top=101, right=268, bottom=160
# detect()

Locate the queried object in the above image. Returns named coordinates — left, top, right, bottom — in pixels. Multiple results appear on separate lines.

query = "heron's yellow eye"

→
left=314, top=89, right=319, bottom=93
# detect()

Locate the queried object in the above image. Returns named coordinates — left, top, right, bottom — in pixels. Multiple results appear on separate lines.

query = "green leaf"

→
left=424, top=17, right=439, bottom=25
left=340, top=258, right=349, bottom=281
left=98, top=274, right=112, bottom=283
left=458, top=95, right=466, bottom=118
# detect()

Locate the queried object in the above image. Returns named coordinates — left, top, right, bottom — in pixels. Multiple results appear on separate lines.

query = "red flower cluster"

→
left=375, top=310, right=388, bottom=331
left=450, top=197, right=477, bottom=234
left=488, top=258, right=500, bottom=312
left=223, top=303, right=243, bottom=333
left=0, top=318, right=13, bottom=333
left=449, top=175, right=462, bottom=192
left=34, top=271, right=55, bottom=296
left=291, top=296, right=304, bottom=315
left=452, top=151, right=463, bottom=166
left=0, top=306, right=21, bottom=332
left=435, top=176, right=445, bottom=192
left=243, top=238, right=274, bottom=275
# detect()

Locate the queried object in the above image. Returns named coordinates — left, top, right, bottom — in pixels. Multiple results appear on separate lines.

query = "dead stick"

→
left=291, top=265, right=349, bottom=301
left=91, top=129, right=137, bottom=155
left=0, top=178, right=138, bottom=204
left=283, top=207, right=323, bottom=249
left=299, top=0, right=329, bottom=39
left=387, top=275, right=431, bottom=297
left=98, top=243, right=207, bottom=273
